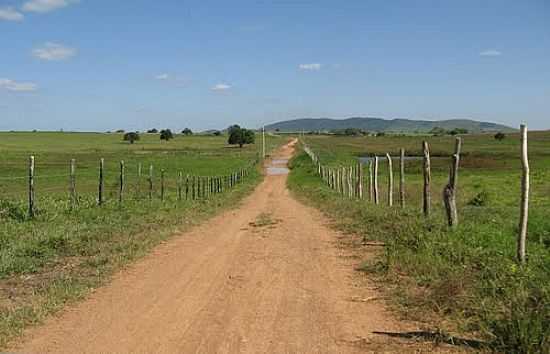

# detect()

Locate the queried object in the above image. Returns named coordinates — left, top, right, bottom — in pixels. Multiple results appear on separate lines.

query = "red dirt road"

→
left=13, top=140, right=459, bottom=353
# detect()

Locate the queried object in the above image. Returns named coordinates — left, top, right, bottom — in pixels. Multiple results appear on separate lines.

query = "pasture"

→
left=0, top=131, right=283, bottom=346
left=288, top=131, right=550, bottom=352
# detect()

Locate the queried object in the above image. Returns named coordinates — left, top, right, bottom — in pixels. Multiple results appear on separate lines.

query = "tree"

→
left=160, top=129, right=174, bottom=141
left=227, top=124, right=241, bottom=136
left=430, top=127, right=446, bottom=136
left=449, top=128, right=469, bottom=135
left=212, top=130, right=222, bottom=136
left=116, top=129, right=125, bottom=133
left=147, top=128, right=158, bottom=133
left=228, top=126, right=255, bottom=148
left=123, top=132, right=140, bottom=144
left=494, top=132, right=506, bottom=141
left=181, top=128, right=193, bottom=135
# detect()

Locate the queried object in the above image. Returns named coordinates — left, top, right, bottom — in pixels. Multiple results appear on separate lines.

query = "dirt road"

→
left=13, top=140, right=453, bottom=353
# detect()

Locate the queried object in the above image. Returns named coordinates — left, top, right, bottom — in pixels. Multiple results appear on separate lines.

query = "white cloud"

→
left=155, top=73, right=169, bottom=80
left=22, top=0, right=79, bottom=13
left=211, top=83, right=231, bottom=91
left=0, top=6, right=24, bottom=21
left=0, top=78, right=38, bottom=92
left=299, top=63, right=322, bottom=71
left=32, top=42, right=77, bottom=61
left=479, top=49, right=502, bottom=57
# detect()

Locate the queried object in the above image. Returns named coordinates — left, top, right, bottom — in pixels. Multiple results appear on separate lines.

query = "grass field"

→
left=0, top=131, right=284, bottom=347
left=288, top=131, right=549, bottom=353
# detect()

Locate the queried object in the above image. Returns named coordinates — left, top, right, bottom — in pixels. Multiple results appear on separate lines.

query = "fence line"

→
left=0, top=156, right=260, bottom=218
left=299, top=125, right=531, bottom=264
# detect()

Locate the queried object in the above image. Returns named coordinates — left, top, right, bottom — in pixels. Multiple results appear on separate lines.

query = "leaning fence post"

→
left=373, top=156, right=379, bottom=205
left=518, top=124, right=530, bottom=263
left=119, top=160, right=125, bottom=205
left=98, top=158, right=104, bottom=206
left=28, top=156, right=35, bottom=218
left=443, top=138, right=462, bottom=228
left=422, top=141, right=431, bottom=217
left=399, top=149, right=405, bottom=208
left=70, top=158, right=77, bottom=209
left=386, top=153, right=393, bottom=207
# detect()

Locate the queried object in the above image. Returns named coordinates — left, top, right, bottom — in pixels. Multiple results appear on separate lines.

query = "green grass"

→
left=288, top=132, right=549, bottom=353
left=0, top=131, right=285, bottom=348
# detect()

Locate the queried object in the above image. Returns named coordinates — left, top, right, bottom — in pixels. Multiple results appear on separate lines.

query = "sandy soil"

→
left=12, top=140, right=462, bottom=353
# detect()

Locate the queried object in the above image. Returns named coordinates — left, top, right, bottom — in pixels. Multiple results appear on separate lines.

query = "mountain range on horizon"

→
left=264, top=117, right=516, bottom=133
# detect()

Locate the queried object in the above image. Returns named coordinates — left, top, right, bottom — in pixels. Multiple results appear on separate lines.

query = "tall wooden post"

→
left=373, top=156, right=379, bottom=205
left=518, top=124, right=529, bottom=263
left=358, top=162, right=363, bottom=199
left=369, top=159, right=374, bottom=202
left=137, top=163, right=142, bottom=199
left=160, top=169, right=165, bottom=201
left=148, top=164, right=153, bottom=200
left=119, top=160, right=125, bottom=204
left=422, top=142, right=431, bottom=217
left=28, top=156, right=35, bottom=218
left=98, top=158, right=104, bottom=206
left=70, top=158, right=76, bottom=209
left=386, top=153, right=393, bottom=207
left=399, top=149, right=405, bottom=208
left=177, top=171, right=183, bottom=201
left=262, top=126, right=266, bottom=159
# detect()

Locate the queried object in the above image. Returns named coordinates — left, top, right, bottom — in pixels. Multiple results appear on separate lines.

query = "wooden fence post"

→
left=358, top=162, right=363, bottom=199
left=373, top=156, right=379, bottom=205
left=98, top=158, right=104, bottom=206
left=137, top=163, right=142, bottom=199
left=119, top=160, right=125, bottom=204
left=443, top=137, right=462, bottom=228
left=161, top=169, right=165, bottom=201
left=369, top=159, right=374, bottom=202
left=148, top=164, right=153, bottom=200
left=422, top=141, right=431, bottom=217
left=70, top=158, right=77, bottom=209
left=386, top=153, right=393, bottom=207
left=399, top=149, right=405, bottom=208
left=177, top=171, right=183, bottom=201
left=28, top=156, right=35, bottom=218
left=185, top=174, right=190, bottom=200
left=518, top=124, right=529, bottom=263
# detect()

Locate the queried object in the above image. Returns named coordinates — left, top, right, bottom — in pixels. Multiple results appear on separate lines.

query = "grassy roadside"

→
left=0, top=132, right=287, bottom=348
left=0, top=168, right=262, bottom=348
left=287, top=147, right=549, bottom=353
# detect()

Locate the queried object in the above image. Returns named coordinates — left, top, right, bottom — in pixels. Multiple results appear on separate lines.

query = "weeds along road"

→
left=12, top=140, right=461, bottom=353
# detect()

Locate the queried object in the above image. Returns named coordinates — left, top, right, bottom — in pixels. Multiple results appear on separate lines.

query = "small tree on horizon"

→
left=147, top=128, right=158, bottom=133
left=123, top=132, right=140, bottom=144
left=228, top=126, right=255, bottom=148
left=160, top=129, right=174, bottom=141
left=494, top=132, right=506, bottom=141
left=181, top=128, right=193, bottom=136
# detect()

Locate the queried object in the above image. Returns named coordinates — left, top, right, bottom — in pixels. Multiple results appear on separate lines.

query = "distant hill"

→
left=265, top=117, right=516, bottom=133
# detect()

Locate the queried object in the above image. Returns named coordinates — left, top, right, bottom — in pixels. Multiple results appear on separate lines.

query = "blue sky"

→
left=1, top=0, right=549, bottom=131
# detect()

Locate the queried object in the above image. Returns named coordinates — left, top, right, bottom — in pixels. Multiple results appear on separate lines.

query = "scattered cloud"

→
left=479, top=49, right=502, bottom=57
left=32, top=42, right=77, bottom=61
left=299, top=63, right=322, bottom=71
left=211, top=83, right=231, bottom=91
left=155, top=73, right=169, bottom=80
left=0, top=6, right=24, bottom=21
left=0, top=78, right=38, bottom=92
left=22, top=0, right=79, bottom=13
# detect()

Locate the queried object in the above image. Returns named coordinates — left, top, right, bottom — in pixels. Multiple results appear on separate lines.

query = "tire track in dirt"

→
left=11, top=139, right=464, bottom=353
